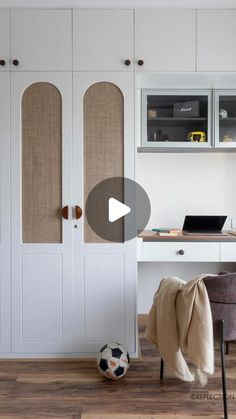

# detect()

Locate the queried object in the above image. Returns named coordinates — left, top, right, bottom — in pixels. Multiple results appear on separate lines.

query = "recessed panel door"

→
left=11, top=73, right=73, bottom=354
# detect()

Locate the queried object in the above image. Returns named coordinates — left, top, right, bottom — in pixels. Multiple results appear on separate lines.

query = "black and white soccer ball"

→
left=97, top=342, right=130, bottom=380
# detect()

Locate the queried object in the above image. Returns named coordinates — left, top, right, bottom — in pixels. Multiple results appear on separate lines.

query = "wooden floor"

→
left=0, top=316, right=235, bottom=418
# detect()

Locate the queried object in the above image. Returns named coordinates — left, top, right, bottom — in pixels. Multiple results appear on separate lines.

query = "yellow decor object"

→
left=187, top=131, right=206, bottom=142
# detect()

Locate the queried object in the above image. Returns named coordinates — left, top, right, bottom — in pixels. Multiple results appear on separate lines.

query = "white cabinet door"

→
left=0, top=73, right=10, bottom=353
left=135, top=10, right=196, bottom=72
left=73, top=10, right=134, bottom=71
left=0, top=10, right=10, bottom=71
left=73, top=72, right=137, bottom=356
left=11, top=73, right=73, bottom=354
left=11, top=10, right=72, bottom=71
left=197, top=10, right=236, bottom=71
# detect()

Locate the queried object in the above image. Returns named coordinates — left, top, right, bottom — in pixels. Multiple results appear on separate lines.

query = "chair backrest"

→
left=203, top=273, right=236, bottom=341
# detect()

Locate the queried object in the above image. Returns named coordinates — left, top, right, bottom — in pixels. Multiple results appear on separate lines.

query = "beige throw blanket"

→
left=145, top=275, right=214, bottom=383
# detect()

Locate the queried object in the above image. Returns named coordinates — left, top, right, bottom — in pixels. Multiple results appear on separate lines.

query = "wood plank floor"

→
left=0, top=316, right=235, bottom=418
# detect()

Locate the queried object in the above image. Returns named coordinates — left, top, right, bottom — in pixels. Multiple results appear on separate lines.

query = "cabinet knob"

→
left=13, top=59, right=19, bottom=66
left=61, top=206, right=69, bottom=220
left=138, top=59, right=144, bottom=66
left=125, top=59, right=131, bottom=66
left=75, top=205, right=82, bottom=220
left=178, top=249, right=185, bottom=255
left=0, top=59, right=6, bottom=66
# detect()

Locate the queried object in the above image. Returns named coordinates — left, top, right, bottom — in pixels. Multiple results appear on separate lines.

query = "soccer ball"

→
left=97, top=342, right=130, bottom=380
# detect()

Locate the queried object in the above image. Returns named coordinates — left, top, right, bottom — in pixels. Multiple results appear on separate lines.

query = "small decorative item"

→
left=219, top=108, right=228, bottom=119
left=97, top=342, right=130, bottom=380
left=223, top=134, right=234, bottom=142
left=148, top=109, right=157, bottom=120
left=173, top=100, right=199, bottom=118
left=187, top=131, right=206, bottom=142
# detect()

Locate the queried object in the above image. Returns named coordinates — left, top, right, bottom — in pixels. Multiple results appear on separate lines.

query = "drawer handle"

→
left=125, top=59, right=131, bottom=66
left=0, top=59, right=6, bottom=66
left=13, top=59, right=19, bottom=66
left=178, top=249, right=185, bottom=255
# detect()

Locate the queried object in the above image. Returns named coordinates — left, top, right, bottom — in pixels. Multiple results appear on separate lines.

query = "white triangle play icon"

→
left=108, top=197, right=131, bottom=223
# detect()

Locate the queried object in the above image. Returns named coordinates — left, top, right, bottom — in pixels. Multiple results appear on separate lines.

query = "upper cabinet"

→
left=135, top=10, right=196, bottom=72
left=142, top=89, right=211, bottom=148
left=197, top=10, right=236, bottom=72
left=73, top=10, right=134, bottom=71
left=11, top=10, right=72, bottom=71
left=0, top=10, right=10, bottom=71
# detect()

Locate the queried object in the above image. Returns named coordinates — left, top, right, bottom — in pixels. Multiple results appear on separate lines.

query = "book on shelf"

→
left=152, top=228, right=181, bottom=236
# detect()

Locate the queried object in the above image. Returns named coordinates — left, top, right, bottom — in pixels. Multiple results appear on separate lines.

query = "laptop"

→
left=183, top=215, right=227, bottom=235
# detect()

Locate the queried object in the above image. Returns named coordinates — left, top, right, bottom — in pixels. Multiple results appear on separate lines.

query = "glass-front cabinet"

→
left=142, top=90, right=212, bottom=148
left=215, top=90, right=236, bottom=147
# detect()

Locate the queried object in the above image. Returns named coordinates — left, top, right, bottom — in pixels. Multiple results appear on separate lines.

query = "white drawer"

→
left=142, top=242, right=220, bottom=262
left=220, top=243, right=236, bottom=261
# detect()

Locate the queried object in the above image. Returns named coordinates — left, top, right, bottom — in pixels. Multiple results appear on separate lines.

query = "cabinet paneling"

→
left=0, top=73, right=10, bottom=352
left=22, top=82, right=62, bottom=243
left=73, top=10, right=134, bottom=71
left=0, top=10, right=10, bottom=71
left=135, top=10, right=196, bottom=72
left=11, top=10, right=72, bottom=71
left=11, top=73, right=73, bottom=354
left=197, top=10, right=236, bottom=71
left=84, top=82, right=124, bottom=243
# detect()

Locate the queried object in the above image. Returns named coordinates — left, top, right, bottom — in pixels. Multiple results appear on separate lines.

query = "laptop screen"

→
left=183, top=215, right=227, bottom=232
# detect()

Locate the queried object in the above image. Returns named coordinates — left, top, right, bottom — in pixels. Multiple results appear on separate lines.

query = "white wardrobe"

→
left=1, top=6, right=235, bottom=357
left=0, top=9, right=136, bottom=357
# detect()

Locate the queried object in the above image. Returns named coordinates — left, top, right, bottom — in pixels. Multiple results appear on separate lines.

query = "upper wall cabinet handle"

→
left=125, top=59, right=131, bottom=66
left=137, top=59, right=144, bottom=66
left=61, top=206, right=69, bottom=220
left=12, top=59, right=19, bottom=66
left=75, top=205, right=82, bottom=220
left=0, top=59, right=6, bottom=66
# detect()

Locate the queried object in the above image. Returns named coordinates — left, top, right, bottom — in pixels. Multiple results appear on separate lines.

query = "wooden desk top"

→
left=139, top=230, right=236, bottom=242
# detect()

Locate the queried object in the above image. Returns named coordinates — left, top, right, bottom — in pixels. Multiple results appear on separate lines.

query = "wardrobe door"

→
left=11, top=10, right=72, bottom=71
left=0, top=10, right=10, bottom=71
left=11, top=73, right=73, bottom=354
left=135, top=10, right=196, bottom=72
left=0, top=73, right=10, bottom=352
left=73, top=10, right=134, bottom=71
left=73, top=73, right=136, bottom=356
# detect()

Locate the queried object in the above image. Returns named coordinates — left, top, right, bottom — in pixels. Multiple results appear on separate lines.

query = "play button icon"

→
left=108, top=198, right=131, bottom=222
left=85, top=177, right=151, bottom=242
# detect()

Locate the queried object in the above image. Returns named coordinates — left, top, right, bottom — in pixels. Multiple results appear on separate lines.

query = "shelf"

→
left=219, top=117, right=236, bottom=121
left=148, top=117, right=207, bottom=121
left=137, top=147, right=236, bottom=153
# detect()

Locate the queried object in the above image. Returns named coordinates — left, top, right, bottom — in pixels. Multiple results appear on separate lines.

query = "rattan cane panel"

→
left=84, top=82, right=124, bottom=243
left=22, top=82, right=62, bottom=243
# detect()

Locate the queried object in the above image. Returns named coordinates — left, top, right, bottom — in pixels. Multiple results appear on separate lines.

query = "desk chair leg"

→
left=160, top=358, right=164, bottom=380
left=225, top=341, right=229, bottom=355
left=220, top=320, right=228, bottom=419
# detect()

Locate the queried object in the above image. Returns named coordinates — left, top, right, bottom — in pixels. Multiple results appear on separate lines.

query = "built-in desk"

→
left=137, top=231, right=236, bottom=262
